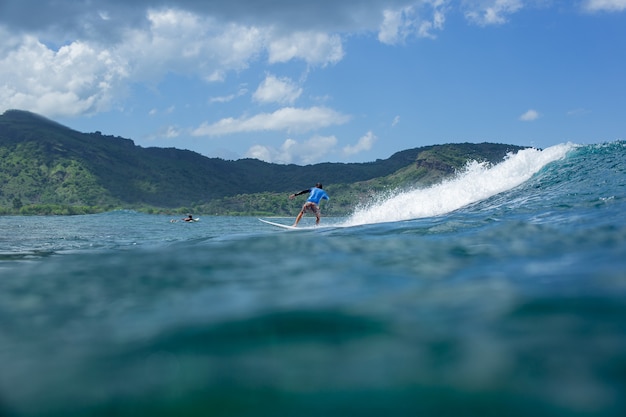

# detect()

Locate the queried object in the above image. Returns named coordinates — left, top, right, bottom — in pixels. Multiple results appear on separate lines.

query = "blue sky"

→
left=1, top=0, right=624, bottom=164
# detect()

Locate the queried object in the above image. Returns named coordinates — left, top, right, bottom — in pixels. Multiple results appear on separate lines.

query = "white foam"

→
left=342, top=143, right=575, bottom=227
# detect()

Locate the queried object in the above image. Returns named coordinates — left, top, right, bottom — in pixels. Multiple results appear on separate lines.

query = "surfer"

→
left=289, top=183, right=329, bottom=226
left=182, top=214, right=195, bottom=222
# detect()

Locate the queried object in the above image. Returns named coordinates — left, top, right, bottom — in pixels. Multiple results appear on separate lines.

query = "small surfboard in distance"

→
left=258, top=218, right=298, bottom=230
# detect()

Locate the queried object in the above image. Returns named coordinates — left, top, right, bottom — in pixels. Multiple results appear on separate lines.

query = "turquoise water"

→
left=1, top=142, right=625, bottom=417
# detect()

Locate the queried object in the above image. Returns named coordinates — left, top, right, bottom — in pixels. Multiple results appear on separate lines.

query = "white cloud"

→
left=0, top=29, right=128, bottom=117
left=519, top=109, right=540, bottom=121
left=464, top=0, right=524, bottom=26
left=584, top=0, right=626, bottom=12
left=119, top=9, right=265, bottom=82
left=148, top=106, right=175, bottom=116
left=210, top=87, right=248, bottom=103
left=378, top=2, right=447, bottom=44
left=379, top=9, right=407, bottom=44
left=162, top=125, right=181, bottom=139
left=267, top=31, right=344, bottom=66
left=245, top=144, right=274, bottom=162
left=0, top=8, right=344, bottom=118
left=209, top=95, right=236, bottom=104
left=192, top=106, right=350, bottom=136
left=392, top=115, right=400, bottom=127
left=98, top=11, right=111, bottom=21
left=343, top=131, right=378, bottom=156
left=420, top=1, right=447, bottom=39
left=253, top=75, right=302, bottom=105
left=246, top=135, right=338, bottom=165
left=0, top=8, right=271, bottom=117
left=145, top=124, right=182, bottom=142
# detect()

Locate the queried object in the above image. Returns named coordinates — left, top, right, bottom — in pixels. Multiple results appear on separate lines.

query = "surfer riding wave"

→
left=289, top=183, right=329, bottom=227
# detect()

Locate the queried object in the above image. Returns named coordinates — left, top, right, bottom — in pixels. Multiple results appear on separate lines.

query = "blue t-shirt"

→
left=307, top=187, right=329, bottom=205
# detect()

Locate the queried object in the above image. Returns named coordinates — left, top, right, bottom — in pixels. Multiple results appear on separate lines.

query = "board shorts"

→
left=301, top=201, right=320, bottom=216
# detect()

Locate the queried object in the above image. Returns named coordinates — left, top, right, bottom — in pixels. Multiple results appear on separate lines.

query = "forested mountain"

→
left=0, top=110, right=527, bottom=215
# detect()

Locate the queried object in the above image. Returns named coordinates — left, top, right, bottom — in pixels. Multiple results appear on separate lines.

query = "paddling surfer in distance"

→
left=289, top=183, right=329, bottom=227
left=171, top=214, right=197, bottom=222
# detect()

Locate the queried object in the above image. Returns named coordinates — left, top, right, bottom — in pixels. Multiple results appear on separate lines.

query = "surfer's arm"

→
left=289, top=189, right=310, bottom=199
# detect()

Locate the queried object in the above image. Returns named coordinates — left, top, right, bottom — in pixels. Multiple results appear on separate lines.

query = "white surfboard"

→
left=258, top=218, right=299, bottom=230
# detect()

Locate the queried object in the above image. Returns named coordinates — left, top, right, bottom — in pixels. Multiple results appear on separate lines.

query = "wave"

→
left=342, top=143, right=577, bottom=227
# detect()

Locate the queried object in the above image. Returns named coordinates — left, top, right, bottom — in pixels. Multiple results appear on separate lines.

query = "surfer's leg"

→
left=312, top=204, right=321, bottom=225
left=293, top=208, right=305, bottom=226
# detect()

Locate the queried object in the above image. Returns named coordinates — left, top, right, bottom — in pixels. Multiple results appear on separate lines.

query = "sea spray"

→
left=343, top=143, right=575, bottom=226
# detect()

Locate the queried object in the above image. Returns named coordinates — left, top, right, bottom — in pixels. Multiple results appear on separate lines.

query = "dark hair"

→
left=315, top=183, right=323, bottom=189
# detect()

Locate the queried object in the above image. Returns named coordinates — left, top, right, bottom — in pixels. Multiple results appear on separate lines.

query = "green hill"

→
left=0, top=109, right=527, bottom=215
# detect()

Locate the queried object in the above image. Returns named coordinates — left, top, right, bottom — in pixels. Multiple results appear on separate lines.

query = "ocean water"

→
left=0, top=142, right=625, bottom=417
